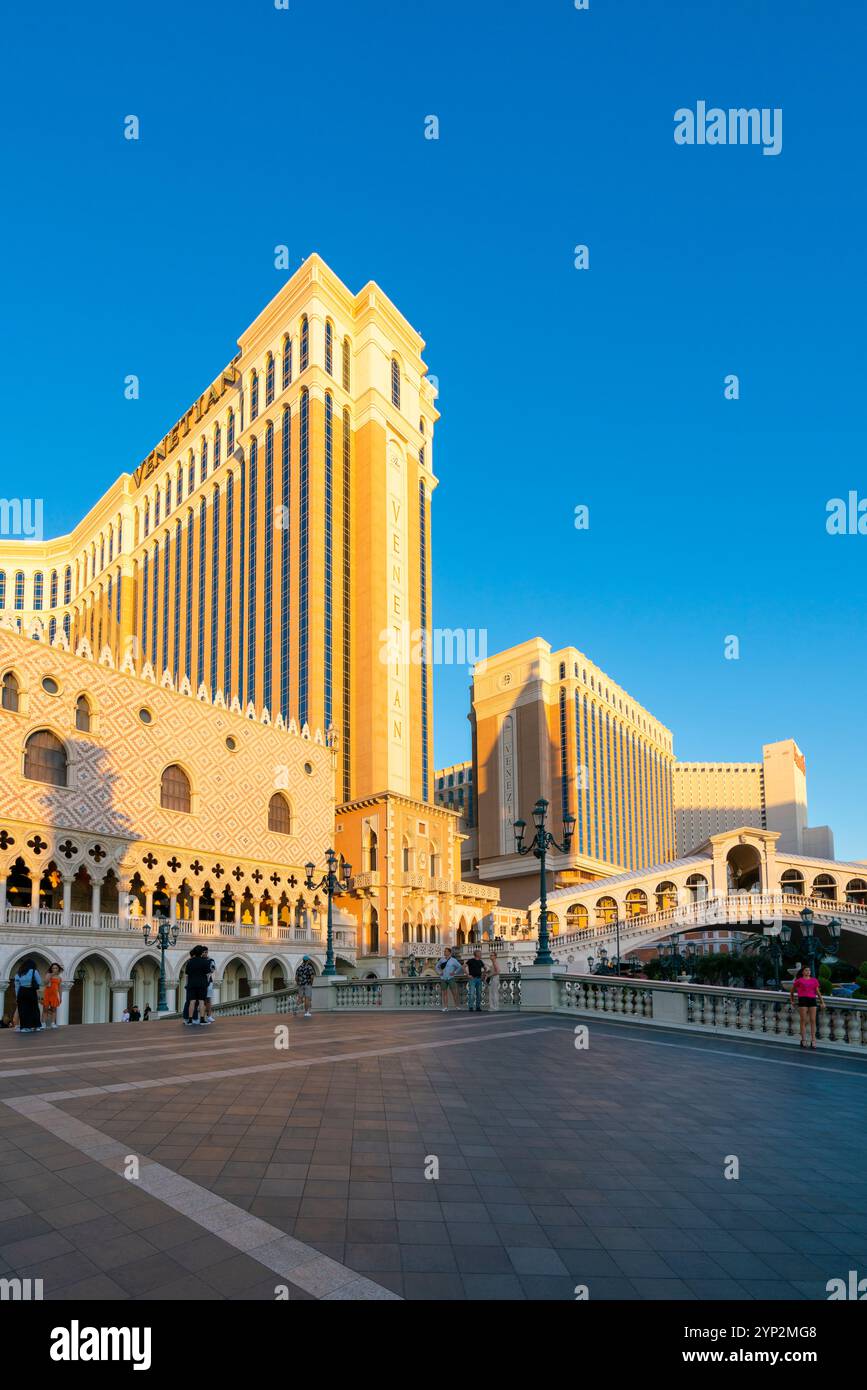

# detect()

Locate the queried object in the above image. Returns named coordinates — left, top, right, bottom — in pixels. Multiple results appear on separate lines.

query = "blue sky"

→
left=2, top=0, right=865, bottom=855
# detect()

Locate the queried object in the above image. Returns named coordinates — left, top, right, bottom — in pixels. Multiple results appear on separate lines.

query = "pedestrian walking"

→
left=295, top=956, right=315, bottom=1017
left=436, top=947, right=462, bottom=1012
left=486, top=950, right=501, bottom=1012
left=201, top=954, right=216, bottom=1025
left=142, top=1004, right=152, bottom=1021
left=466, top=948, right=486, bottom=1012
left=42, top=963, right=63, bottom=1029
left=790, top=964, right=824, bottom=1048
left=183, top=945, right=210, bottom=1026
left=14, top=959, right=43, bottom=1032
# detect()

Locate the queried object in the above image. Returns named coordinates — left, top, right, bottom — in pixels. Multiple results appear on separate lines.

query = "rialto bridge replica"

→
left=528, top=825, right=867, bottom=969
left=0, top=620, right=356, bottom=1023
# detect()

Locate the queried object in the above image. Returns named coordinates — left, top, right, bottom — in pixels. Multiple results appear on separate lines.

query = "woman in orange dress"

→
left=42, top=963, right=63, bottom=1028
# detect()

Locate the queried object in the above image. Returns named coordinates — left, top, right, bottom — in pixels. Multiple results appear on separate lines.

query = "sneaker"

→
left=304, top=1011, right=312, bottom=1018
left=202, top=1018, right=214, bottom=1025
left=441, top=1007, right=448, bottom=1013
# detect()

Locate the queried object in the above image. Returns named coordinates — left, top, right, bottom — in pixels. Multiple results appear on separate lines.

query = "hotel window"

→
left=265, top=353, right=275, bottom=405
left=188, top=451, right=195, bottom=495
left=268, top=792, right=291, bottom=834
left=154, top=490, right=161, bottom=527
left=176, top=463, right=184, bottom=504
left=23, top=730, right=67, bottom=787
left=245, top=439, right=258, bottom=707
left=342, top=336, right=351, bottom=392
left=200, top=439, right=209, bottom=483
left=150, top=539, right=159, bottom=669
left=209, top=485, right=220, bottom=695
left=237, top=454, right=246, bottom=701
left=227, top=409, right=235, bottom=456
left=144, top=501, right=150, bottom=538
left=280, top=408, right=291, bottom=722
left=63, top=567, right=72, bottom=604
left=75, top=694, right=91, bottom=732
left=282, top=335, right=292, bottom=390
left=160, top=763, right=191, bottom=813
left=214, top=424, right=221, bottom=470
left=166, top=478, right=172, bottom=515
left=33, top=572, right=43, bottom=611
left=48, top=571, right=58, bottom=608
left=108, top=530, right=114, bottom=563
left=325, top=320, right=333, bottom=376
left=172, top=520, right=182, bottom=681
left=300, top=316, right=309, bottom=372
left=324, top=394, right=333, bottom=726
left=0, top=570, right=5, bottom=609
left=250, top=371, right=259, bottom=422
left=14, top=572, right=24, bottom=610
left=197, top=497, right=208, bottom=690
left=63, top=613, right=70, bottom=641
left=419, top=480, right=429, bottom=800
left=141, top=551, right=149, bottom=659
left=342, top=407, right=351, bottom=799
left=559, top=661, right=566, bottom=680
left=1, top=670, right=19, bottom=711
left=160, top=535, right=170, bottom=675
left=100, top=537, right=105, bottom=571
left=223, top=475, right=234, bottom=699
left=48, top=617, right=56, bottom=642
left=298, top=388, right=310, bottom=726
left=263, top=425, right=274, bottom=712
left=391, top=357, right=401, bottom=409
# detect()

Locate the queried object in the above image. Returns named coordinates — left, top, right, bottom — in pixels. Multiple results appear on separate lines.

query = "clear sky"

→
left=2, top=1, right=865, bottom=856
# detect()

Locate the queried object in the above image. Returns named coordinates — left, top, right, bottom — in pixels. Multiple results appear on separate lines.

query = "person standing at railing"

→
left=436, top=947, right=462, bottom=1012
left=295, top=956, right=315, bottom=1018
left=486, top=951, right=500, bottom=1011
left=466, top=949, right=486, bottom=1012
left=789, top=965, right=825, bottom=1048
left=13, top=958, right=42, bottom=1032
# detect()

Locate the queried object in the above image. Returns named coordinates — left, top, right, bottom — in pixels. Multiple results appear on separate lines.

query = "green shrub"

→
left=855, top=962, right=867, bottom=1000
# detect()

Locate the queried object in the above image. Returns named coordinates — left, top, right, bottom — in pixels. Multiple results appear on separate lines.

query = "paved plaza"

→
left=0, top=1009, right=865, bottom=1301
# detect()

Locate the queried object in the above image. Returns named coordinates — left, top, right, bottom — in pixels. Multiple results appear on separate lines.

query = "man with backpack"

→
left=295, top=956, right=316, bottom=1018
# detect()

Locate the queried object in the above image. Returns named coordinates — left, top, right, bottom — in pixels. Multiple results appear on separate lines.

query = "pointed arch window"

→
left=176, top=462, right=184, bottom=504
left=268, top=792, right=292, bottom=834
left=214, top=424, right=221, bottom=470
left=300, top=316, right=309, bottom=372
left=265, top=353, right=275, bottom=405
left=250, top=370, right=259, bottom=421
left=342, top=336, right=351, bottom=392
left=391, top=358, right=401, bottom=409
left=1, top=670, right=19, bottom=711
left=160, top=763, right=191, bottom=812
left=200, top=439, right=209, bottom=483
left=24, top=729, right=67, bottom=786
left=227, top=409, right=235, bottom=455
left=75, top=694, right=91, bottom=732
left=325, top=320, right=334, bottom=375
left=282, top=334, right=293, bottom=390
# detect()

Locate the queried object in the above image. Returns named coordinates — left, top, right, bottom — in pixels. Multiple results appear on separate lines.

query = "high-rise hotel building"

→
left=469, top=638, right=676, bottom=907
left=0, top=256, right=438, bottom=807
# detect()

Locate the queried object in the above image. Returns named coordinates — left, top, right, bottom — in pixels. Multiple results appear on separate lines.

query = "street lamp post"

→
left=305, top=849, right=353, bottom=977
left=142, top=916, right=179, bottom=1013
left=799, top=908, right=842, bottom=978
left=514, top=798, right=575, bottom=966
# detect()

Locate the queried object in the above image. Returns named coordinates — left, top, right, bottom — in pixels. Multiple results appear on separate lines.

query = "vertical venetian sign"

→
left=500, top=713, right=518, bottom=855
left=387, top=449, right=410, bottom=794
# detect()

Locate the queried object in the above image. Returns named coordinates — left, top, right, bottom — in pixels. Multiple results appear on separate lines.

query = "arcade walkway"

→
left=0, top=1011, right=865, bottom=1301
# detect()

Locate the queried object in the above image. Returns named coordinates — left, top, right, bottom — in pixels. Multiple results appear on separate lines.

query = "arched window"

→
left=227, top=409, right=235, bottom=455
left=160, top=764, right=191, bottom=813
left=188, top=451, right=195, bottom=495
left=63, top=567, right=72, bottom=605
left=214, top=424, right=222, bottom=470
left=300, top=315, right=309, bottom=372
left=75, top=695, right=91, bottom=732
left=566, top=902, right=589, bottom=931
left=391, top=357, right=401, bottom=408
left=268, top=792, right=291, bottom=834
left=780, top=869, right=805, bottom=896
left=200, top=438, right=209, bottom=483
left=282, top=334, right=293, bottom=390
left=33, top=572, right=44, bottom=610
left=812, top=873, right=837, bottom=901
left=325, top=320, right=333, bottom=375
left=23, top=730, right=67, bottom=786
left=402, top=838, right=412, bottom=873
left=1, top=670, right=20, bottom=711
left=368, top=829, right=378, bottom=873
left=144, top=501, right=150, bottom=538
left=14, top=571, right=25, bottom=610
left=429, top=843, right=439, bottom=877
left=250, top=370, right=259, bottom=421
left=265, top=353, right=275, bottom=405
left=49, top=571, right=58, bottom=607
left=342, top=336, right=351, bottom=392
left=0, top=570, right=5, bottom=609
left=154, top=489, right=161, bottom=526
left=595, top=896, right=617, bottom=926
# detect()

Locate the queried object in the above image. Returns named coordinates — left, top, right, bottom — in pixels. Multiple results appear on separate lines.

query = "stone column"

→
left=61, top=877, right=72, bottom=928
left=145, top=888, right=154, bottom=920
left=29, top=880, right=40, bottom=927
left=0, top=876, right=6, bottom=924
left=169, top=892, right=178, bottom=925
left=91, top=879, right=102, bottom=931
left=272, top=900, right=279, bottom=933
left=163, top=985, right=177, bottom=1013
left=249, top=977, right=263, bottom=996
left=56, top=981, right=71, bottom=1027
left=118, top=876, right=130, bottom=930
left=111, top=983, right=131, bottom=1021
left=192, top=893, right=200, bottom=927
left=234, top=896, right=242, bottom=928
left=209, top=982, right=221, bottom=1007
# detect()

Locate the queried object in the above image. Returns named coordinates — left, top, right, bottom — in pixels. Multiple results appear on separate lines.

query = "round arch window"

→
left=160, top=764, right=191, bottom=813
left=268, top=793, right=292, bottom=835
left=23, top=729, right=68, bottom=787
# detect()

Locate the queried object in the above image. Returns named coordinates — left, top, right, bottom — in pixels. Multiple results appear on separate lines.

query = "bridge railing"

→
left=553, top=973, right=867, bottom=1049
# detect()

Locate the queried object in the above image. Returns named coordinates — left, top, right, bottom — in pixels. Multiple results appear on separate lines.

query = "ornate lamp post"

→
left=514, top=798, right=575, bottom=966
left=305, top=849, right=352, bottom=977
left=799, top=907, right=842, bottom=977
left=142, top=915, right=179, bottom=1013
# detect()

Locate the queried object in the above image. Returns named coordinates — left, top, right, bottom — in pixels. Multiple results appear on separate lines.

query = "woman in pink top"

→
left=789, top=966, right=825, bottom=1048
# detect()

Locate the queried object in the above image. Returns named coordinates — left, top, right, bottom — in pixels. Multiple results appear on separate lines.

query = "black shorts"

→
left=797, top=1000, right=817, bottom=1010
left=186, top=989, right=207, bottom=1002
